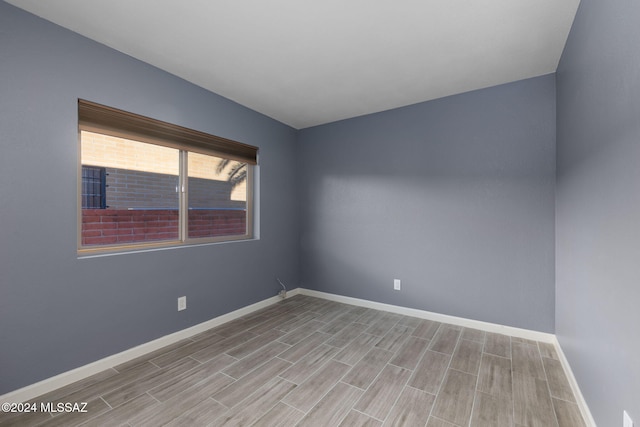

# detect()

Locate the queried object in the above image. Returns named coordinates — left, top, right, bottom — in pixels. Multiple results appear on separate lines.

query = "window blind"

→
left=78, top=99, right=258, bottom=165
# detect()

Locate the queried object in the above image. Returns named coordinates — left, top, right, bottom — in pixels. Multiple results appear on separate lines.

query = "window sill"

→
left=77, top=235, right=256, bottom=259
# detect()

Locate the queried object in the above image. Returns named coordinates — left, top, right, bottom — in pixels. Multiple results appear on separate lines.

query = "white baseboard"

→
left=552, top=336, right=597, bottom=427
left=2, top=286, right=593, bottom=427
left=0, top=289, right=300, bottom=404
left=298, top=288, right=556, bottom=343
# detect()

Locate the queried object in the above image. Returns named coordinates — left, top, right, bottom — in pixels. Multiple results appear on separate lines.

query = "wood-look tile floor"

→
left=0, top=295, right=587, bottom=427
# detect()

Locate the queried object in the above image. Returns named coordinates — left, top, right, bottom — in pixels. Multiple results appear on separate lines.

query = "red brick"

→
left=156, top=226, right=178, bottom=233
left=83, top=236, right=117, bottom=245
left=83, top=222, right=117, bottom=231
left=143, top=235, right=174, bottom=242
left=114, top=215, right=133, bottom=222
left=82, top=215, right=101, bottom=224
left=148, top=221, right=172, bottom=228
left=133, top=228, right=146, bottom=236
left=158, top=215, right=178, bottom=221
left=115, top=228, right=133, bottom=235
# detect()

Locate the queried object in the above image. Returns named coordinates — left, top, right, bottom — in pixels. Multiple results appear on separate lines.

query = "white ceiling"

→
left=8, top=0, right=580, bottom=129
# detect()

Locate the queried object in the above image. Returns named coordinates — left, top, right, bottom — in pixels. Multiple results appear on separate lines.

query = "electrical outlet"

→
left=393, top=279, right=401, bottom=291
left=177, top=296, right=186, bottom=311
left=624, top=410, right=634, bottom=427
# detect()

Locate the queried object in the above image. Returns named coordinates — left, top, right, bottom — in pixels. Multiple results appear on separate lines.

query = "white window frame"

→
left=77, top=100, right=257, bottom=255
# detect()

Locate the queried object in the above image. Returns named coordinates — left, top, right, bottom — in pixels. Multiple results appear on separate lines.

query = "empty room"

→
left=0, top=0, right=638, bottom=426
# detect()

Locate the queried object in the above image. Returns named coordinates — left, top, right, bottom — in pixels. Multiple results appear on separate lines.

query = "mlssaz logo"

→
left=40, top=402, right=88, bottom=413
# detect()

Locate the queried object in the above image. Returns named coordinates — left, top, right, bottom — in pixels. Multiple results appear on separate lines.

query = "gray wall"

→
left=0, top=2, right=298, bottom=395
left=556, top=0, right=640, bottom=423
left=298, top=75, right=556, bottom=333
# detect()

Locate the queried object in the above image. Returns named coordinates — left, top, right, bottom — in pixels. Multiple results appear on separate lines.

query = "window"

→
left=78, top=100, right=257, bottom=253
left=81, top=165, right=107, bottom=209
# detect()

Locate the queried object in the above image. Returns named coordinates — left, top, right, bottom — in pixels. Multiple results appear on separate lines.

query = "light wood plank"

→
left=282, top=360, right=351, bottom=412
left=408, top=350, right=450, bottom=395
left=327, top=322, right=370, bottom=348
left=212, top=357, right=291, bottom=408
left=538, top=342, right=560, bottom=360
left=313, top=302, right=354, bottom=323
left=225, top=328, right=285, bottom=359
left=342, top=347, right=394, bottom=390
left=221, top=341, right=288, bottom=380
left=279, top=344, right=339, bottom=384
left=429, top=325, right=460, bottom=355
left=79, top=393, right=159, bottom=427
left=477, top=352, right=512, bottom=398
left=512, top=337, right=539, bottom=346
left=375, top=324, right=412, bottom=353
left=277, top=331, right=331, bottom=363
left=103, top=357, right=200, bottom=407
left=215, top=377, right=297, bottom=427
left=246, top=312, right=299, bottom=335
left=252, top=402, right=305, bottom=427
left=339, top=410, right=383, bottom=427
left=431, top=369, right=477, bottom=426
left=412, top=319, right=441, bottom=340
left=355, top=308, right=385, bottom=325
left=113, top=338, right=193, bottom=372
left=274, top=312, right=318, bottom=333
left=485, top=332, right=511, bottom=358
left=196, top=317, right=248, bottom=338
left=56, top=362, right=161, bottom=405
left=470, top=391, right=513, bottom=427
left=128, top=372, right=236, bottom=426
left=397, top=315, right=422, bottom=329
left=191, top=330, right=259, bottom=363
left=450, top=339, right=482, bottom=375
left=296, top=382, right=363, bottom=427
left=150, top=333, right=227, bottom=367
left=162, top=398, right=227, bottom=427
left=26, top=369, right=117, bottom=405
left=553, top=398, right=587, bottom=427
left=389, top=336, right=429, bottom=370
left=382, top=386, right=435, bottom=427
left=365, top=313, right=402, bottom=336
left=461, top=327, right=486, bottom=343
left=426, top=417, right=458, bottom=427
left=354, top=365, right=412, bottom=420
left=321, top=311, right=364, bottom=335
left=512, top=372, right=558, bottom=427
left=512, top=342, right=546, bottom=380
left=149, top=353, right=236, bottom=402
left=543, top=357, right=576, bottom=402
left=278, top=320, right=326, bottom=345
left=333, top=333, right=381, bottom=365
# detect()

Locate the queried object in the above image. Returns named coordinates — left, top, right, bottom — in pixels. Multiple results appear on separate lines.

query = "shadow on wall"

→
left=300, top=172, right=554, bottom=332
